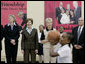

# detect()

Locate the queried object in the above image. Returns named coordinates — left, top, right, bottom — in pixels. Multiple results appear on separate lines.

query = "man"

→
left=55, top=2, right=65, bottom=18
left=17, top=11, right=27, bottom=29
left=73, top=1, right=81, bottom=24
left=72, top=17, right=84, bottom=63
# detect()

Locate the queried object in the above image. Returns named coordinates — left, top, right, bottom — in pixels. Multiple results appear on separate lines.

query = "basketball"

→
left=47, top=30, right=60, bottom=45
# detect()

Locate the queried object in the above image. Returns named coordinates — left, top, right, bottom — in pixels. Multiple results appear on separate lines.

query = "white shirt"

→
left=38, top=32, right=42, bottom=43
left=78, top=26, right=84, bottom=35
left=43, top=28, right=56, bottom=48
left=60, top=13, right=70, bottom=24
left=56, top=44, right=72, bottom=63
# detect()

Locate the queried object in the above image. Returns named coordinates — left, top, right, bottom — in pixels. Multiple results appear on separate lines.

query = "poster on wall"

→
left=1, top=1, right=27, bottom=28
left=45, top=1, right=81, bottom=32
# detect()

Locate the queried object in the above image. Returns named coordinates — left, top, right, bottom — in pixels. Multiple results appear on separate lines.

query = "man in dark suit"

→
left=55, top=2, right=65, bottom=19
left=21, top=18, right=38, bottom=63
left=73, top=1, right=81, bottom=24
left=18, top=11, right=27, bottom=29
left=1, top=25, right=4, bottom=51
left=72, top=17, right=84, bottom=63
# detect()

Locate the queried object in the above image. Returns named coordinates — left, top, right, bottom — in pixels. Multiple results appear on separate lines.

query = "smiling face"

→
left=27, top=20, right=32, bottom=28
left=8, top=15, right=15, bottom=23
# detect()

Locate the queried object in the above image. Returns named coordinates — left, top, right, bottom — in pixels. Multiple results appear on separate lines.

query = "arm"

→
left=21, top=32, right=25, bottom=50
left=35, top=29, right=39, bottom=50
left=50, top=45, right=59, bottom=57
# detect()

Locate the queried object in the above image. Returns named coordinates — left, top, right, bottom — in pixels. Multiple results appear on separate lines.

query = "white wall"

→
left=27, top=1, right=44, bottom=31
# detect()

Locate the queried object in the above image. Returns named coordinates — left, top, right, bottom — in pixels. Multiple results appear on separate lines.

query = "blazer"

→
left=21, top=28, right=38, bottom=50
left=4, top=23, right=20, bottom=45
left=72, top=26, right=84, bottom=48
left=56, top=7, right=66, bottom=18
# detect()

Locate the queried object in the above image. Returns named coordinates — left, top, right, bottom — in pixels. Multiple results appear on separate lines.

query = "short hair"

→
left=26, top=18, right=33, bottom=24
left=17, top=11, right=24, bottom=16
left=64, top=32, right=73, bottom=41
left=39, top=25, right=44, bottom=28
left=46, top=18, right=53, bottom=23
left=8, top=14, right=16, bottom=22
left=59, top=26, right=65, bottom=30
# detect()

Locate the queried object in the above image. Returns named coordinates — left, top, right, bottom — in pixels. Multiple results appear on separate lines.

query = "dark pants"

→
left=73, top=48, right=84, bottom=63
left=24, top=49, right=36, bottom=63
left=5, top=44, right=18, bottom=63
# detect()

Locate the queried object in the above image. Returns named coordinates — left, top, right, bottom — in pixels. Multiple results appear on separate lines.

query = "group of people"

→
left=1, top=12, right=84, bottom=63
left=56, top=1, right=81, bottom=24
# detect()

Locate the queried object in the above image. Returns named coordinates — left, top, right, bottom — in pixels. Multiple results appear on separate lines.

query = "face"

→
left=73, top=1, right=78, bottom=8
left=46, top=21, right=52, bottom=30
left=59, top=27, right=64, bottom=33
left=59, top=2, right=63, bottom=7
left=18, top=14, right=23, bottom=19
left=39, top=25, right=44, bottom=32
left=66, top=10, right=69, bottom=15
left=8, top=16, right=14, bottom=23
left=27, top=20, right=32, bottom=28
left=70, top=11, right=74, bottom=15
left=67, top=4, right=70, bottom=9
left=78, top=18, right=84, bottom=26
left=60, top=33, right=69, bottom=45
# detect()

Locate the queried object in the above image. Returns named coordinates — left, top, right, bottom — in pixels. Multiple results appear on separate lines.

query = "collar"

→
left=78, top=25, right=84, bottom=29
left=46, top=27, right=53, bottom=31
left=26, top=26, right=34, bottom=31
left=7, top=22, right=16, bottom=26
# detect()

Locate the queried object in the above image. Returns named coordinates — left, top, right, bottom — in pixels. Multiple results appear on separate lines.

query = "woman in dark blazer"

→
left=4, top=15, right=20, bottom=63
left=1, top=25, right=4, bottom=51
left=21, top=18, right=38, bottom=63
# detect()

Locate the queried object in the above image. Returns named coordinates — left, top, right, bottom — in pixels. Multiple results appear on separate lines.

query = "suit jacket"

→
left=1, top=25, right=3, bottom=50
left=75, top=7, right=81, bottom=24
left=21, top=28, right=38, bottom=50
left=21, top=13, right=27, bottom=26
left=4, top=23, right=20, bottom=46
left=55, top=7, right=66, bottom=18
left=72, top=26, right=84, bottom=48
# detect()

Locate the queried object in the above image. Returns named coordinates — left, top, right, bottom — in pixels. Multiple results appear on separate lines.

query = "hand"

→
left=77, top=45, right=83, bottom=49
left=20, top=30, right=23, bottom=34
left=10, top=39, right=16, bottom=45
left=70, top=21, right=74, bottom=24
left=74, top=45, right=83, bottom=49
left=35, top=49, right=38, bottom=54
left=21, top=50, right=24, bottom=54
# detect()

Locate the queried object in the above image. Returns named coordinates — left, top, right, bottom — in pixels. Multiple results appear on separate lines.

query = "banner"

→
left=1, top=1, right=27, bottom=26
left=45, top=1, right=81, bottom=32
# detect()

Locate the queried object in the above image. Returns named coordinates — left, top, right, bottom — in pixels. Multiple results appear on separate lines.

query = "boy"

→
left=50, top=32, right=73, bottom=63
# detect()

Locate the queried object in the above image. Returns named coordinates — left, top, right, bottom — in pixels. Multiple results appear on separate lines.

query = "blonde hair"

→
left=46, top=18, right=53, bottom=23
left=8, top=14, right=16, bottom=22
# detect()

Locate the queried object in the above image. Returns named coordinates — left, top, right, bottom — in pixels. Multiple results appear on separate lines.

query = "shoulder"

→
left=73, top=26, right=78, bottom=30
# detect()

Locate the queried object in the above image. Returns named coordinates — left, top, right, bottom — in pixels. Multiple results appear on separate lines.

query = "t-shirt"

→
left=56, top=44, right=72, bottom=63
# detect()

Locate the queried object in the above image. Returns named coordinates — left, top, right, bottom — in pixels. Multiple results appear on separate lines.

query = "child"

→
left=50, top=32, right=73, bottom=63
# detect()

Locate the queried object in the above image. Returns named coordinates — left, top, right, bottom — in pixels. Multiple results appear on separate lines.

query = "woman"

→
left=41, top=18, right=57, bottom=63
left=4, top=15, right=20, bottom=63
left=70, top=10, right=76, bottom=24
left=38, top=25, right=45, bottom=63
left=21, top=18, right=38, bottom=63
